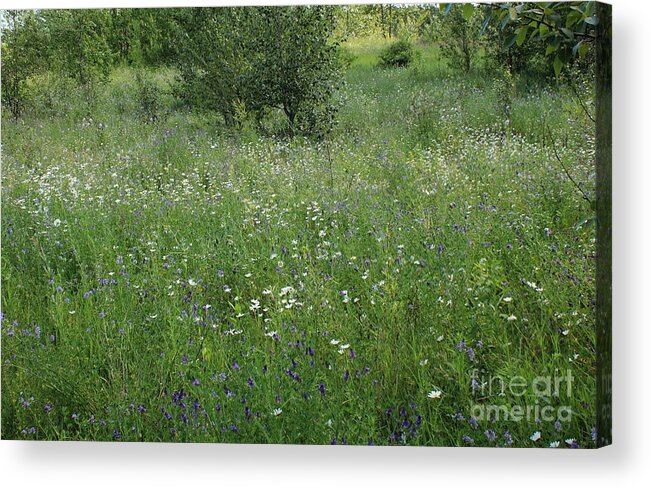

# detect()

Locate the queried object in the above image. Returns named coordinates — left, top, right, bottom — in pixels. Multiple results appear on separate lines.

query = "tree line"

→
left=1, top=5, right=596, bottom=134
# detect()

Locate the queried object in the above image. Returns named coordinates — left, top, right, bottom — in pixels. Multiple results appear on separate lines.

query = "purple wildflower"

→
left=466, top=347, right=475, bottom=361
left=484, top=429, right=497, bottom=442
left=503, top=431, right=513, bottom=446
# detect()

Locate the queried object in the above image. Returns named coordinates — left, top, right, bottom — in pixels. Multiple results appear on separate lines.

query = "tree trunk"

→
left=595, top=1, right=612, bottom=448
left=284, top=105, right=296, bottom=137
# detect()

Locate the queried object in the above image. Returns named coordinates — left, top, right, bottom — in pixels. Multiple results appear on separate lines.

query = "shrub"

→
left=135, top=70, right=162, bottom=123
left=378, top=39, right=418, bottom=68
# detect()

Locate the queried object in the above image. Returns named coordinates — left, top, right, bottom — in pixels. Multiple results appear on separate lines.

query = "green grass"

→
left=1, top=41, right=596, bottom=447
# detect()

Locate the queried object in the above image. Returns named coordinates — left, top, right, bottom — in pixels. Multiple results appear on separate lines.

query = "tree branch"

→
left=546, top=125, right=594, bottom=206
left=567, top=76, right=596, bottom=124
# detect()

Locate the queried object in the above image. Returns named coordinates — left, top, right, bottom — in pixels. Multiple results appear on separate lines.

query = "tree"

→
left=173, top=7, right=256, bottom=126
left=173, top=6, right=343, bottom=137
left=43, top=9, right=113, bottom=86
left=1, top=10, right=49, bottom=118
left=248, top=6, right=342, bottom=137
left=437, top=4, right=482, bottom=72
left=107, top=8, right=179, bottom=66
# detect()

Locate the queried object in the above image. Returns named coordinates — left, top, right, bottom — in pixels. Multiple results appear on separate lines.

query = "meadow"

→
left=1, top=38, right=597, bottom=447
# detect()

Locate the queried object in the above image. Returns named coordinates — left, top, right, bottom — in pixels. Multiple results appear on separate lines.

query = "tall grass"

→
left=1, top=41, right=596, bottom=447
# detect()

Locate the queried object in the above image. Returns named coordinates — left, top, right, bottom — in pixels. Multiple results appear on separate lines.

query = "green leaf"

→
left=480, top=11, right=493, bottom=36
left=516, top=26, right=528, bottom=46
left=462, top=4, right=474, bottom=21
left=553, top=55, right=563, bottom=77
left=504, top=33, right=518, bottom=49
left=566, top=10, right=583, bottom=28
left=500, top=11, right=511, bottom=30
left=545, top=44, right=558, bottom=56
left=560, top=27, right=575, bottom=40
left=509, top=6, right=518, bottom=21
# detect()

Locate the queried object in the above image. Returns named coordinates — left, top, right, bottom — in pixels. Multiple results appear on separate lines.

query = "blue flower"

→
left=503, top=430, right=513, bottom=446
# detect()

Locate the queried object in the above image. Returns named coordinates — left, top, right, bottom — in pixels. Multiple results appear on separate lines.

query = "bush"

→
left=378, top=39, right=418, bottom=68
left=135, top=70, right=162, bottom=123
left=21, top=72, right=77, bottom=118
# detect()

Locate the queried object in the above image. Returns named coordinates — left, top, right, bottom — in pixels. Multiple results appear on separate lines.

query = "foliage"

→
left=247, top=6, right=343, bottom=138
left=436, top=4, right=482, bottom=73
left=482, top=17, right=549, bottom=76
left=42, top=9, right=113, bottom=86
left=135, top=70, right=162, bottom=123
left=0, top=10, right=49, bottom=119
left=378, top=39, right=418, bottom=69
left=107, top=8, right=178, bottom=66
left=467, top=2, right=598, bottom=78
left=172, top=8, right=253, bottom=126
left=173, top=6, right=342, bottom=137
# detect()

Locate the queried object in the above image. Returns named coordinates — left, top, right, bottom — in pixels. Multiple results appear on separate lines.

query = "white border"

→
left=1, top=1, right=650, bottom=487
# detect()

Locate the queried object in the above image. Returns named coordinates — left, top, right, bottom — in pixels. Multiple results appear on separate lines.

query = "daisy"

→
left=530, top=431, right=541, bottom=442
left=427, top=390, right=442, bottom=399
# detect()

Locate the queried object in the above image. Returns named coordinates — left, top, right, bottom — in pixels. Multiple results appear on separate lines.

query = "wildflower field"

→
left=1, top=39, right=597, bottom=447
